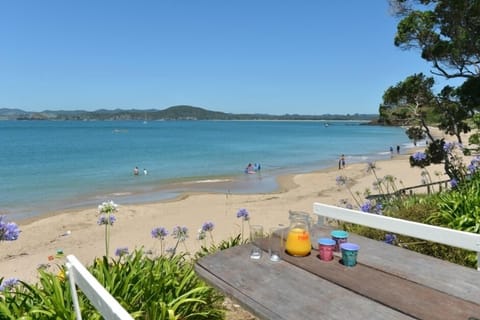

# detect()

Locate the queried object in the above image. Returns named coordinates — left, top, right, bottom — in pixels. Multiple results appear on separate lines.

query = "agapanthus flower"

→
left=468, top=163, right=476, bottom=174
left=384, top=234, right=397, bottom=245
left=443, top=142, right=455, bottom=153
left=201, top=221, right=214, bottom=233
left=97, top=214, right=116, bottom=226
left=172, top=226, right=189, bottom=241
left=236, top=208, right=250, bottom=221
left=0, top=277, right=19, bottom=291
left=360, top=200, right=372, bottom=213
left=373, top=203, right=383, bottom=215
left=115, top=247, right=129, bottom=257
left=0, top=216, right=20, bottom=241
left=450, top=178, right=458, bottom=188
left=412, top=152, right=427, bottom=162
left=98, top=200, right=118, bottom=214
left=468, top=157, right=480, bottom=174
left=151, top=226, right=169, bottom=240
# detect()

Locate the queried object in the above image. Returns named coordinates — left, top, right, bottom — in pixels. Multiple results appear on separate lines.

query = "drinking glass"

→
left=249, top=225, right=264, bottom=259
left=268, top=226, right=283, bottom=262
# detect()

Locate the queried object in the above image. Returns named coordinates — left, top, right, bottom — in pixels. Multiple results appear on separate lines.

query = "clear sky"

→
left=0, top=1, right=438, bottom=115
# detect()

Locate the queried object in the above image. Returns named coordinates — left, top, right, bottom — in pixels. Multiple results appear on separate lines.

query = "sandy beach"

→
left=1, top=131, right=456, bottom=284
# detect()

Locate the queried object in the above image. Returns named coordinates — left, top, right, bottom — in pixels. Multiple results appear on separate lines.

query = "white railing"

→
left=313, top=202, right=480, bottom=270
left=66, top=255, right=134, bottom=320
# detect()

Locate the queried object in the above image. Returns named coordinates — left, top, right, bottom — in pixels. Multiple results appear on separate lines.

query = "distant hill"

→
left=0, top=105, right=378, bottom=121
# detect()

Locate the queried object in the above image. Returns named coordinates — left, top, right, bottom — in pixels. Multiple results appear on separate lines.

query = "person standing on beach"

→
left=338, top=155, right=345, bottom=169
left=397, top=145, right=400, bottom=154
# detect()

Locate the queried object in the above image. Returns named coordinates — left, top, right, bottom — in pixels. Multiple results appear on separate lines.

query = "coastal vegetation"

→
left=338, top=153, right=480, bottom=268
left=379, top=0, right=480, bottom=153
left=0, top=208, right=247, bottom=319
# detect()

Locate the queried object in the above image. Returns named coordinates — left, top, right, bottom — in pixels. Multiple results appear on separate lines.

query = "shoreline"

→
left=6, top=147, right=407, bottom=223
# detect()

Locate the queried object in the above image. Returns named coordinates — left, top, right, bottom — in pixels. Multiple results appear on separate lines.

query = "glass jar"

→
left=285, top=212, right=311, bottom=256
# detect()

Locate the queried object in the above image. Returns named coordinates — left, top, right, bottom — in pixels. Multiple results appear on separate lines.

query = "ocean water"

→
left=0, top=120, right=411, bottom=221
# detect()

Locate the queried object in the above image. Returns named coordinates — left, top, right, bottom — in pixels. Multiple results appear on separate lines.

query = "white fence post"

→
left=66, top=255, right=134, bottom=320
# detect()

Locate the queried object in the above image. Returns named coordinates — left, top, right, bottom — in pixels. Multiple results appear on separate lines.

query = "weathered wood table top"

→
left=194, top=226, right=480, bottom=320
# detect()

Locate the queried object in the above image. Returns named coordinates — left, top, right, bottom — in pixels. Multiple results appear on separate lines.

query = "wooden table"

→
left=194, top=226, right=480, bottom=320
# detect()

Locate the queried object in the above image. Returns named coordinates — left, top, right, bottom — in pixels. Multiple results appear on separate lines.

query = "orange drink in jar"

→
left=285, top=227, right=311, bottom=256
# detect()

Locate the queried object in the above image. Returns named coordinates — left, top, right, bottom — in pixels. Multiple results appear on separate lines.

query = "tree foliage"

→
left=381, top=73, right=436, bottom=141
left=436, top=85, right=472, bottom=144
left=382, top=0, right=480, bottom=148
left=391, top=0, right=480, bottom=79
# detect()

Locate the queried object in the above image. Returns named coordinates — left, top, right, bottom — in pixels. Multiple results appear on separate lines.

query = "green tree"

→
left=391, top=0, right=480, bottom=79
left=382, top=73, right=436, bottom=142
left=384, top=0, right=480, bottom=147
left=405, top=126, right=426, bottom=146
left=436, top=85, right=472, bottom=144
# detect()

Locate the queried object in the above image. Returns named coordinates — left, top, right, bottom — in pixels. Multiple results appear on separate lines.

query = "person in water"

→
left=245, top=163, right=254, bottom=173
left=143, top=168, right=148, bottom=175
left=134, top=166, right=139, bottom=175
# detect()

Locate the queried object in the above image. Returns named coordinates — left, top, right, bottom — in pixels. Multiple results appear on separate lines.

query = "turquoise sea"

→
left=1, top=120, right=413, bottom=221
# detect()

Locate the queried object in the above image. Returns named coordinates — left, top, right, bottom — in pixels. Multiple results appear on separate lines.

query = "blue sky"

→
left=0, top=1, right=438, bottom=115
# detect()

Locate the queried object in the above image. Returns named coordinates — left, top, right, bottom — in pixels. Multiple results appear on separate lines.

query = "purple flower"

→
left=374, top=203, right=383, bottom=215
left=468, top=163, right=477, bottom=174
left=201, top=221, right=215, bottom=233
left=172, top=226, right=189, bottom=241
left=450, top=178, right=458, bottom=188
left=468, top=157, right=480, bottom=175
left=151, top=227, right=169, bottom=240
left=97, top=214, right=116, bottom=226
left=384, top=234, right=397, bottom=245
left=412, top=152, right=427, bottom=162
left=0, top=216, right=20, bottom=241
left=360, top=200, right=372, bottom=213
left=115, top=247, right=129, bottom=257
left=236, top=208, right=250, bottom=221
left=0, top=277, right=19, bottom=291
left=443, top=142, right=455, bottom=153
left=360, top=200, right=383, bottom=214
